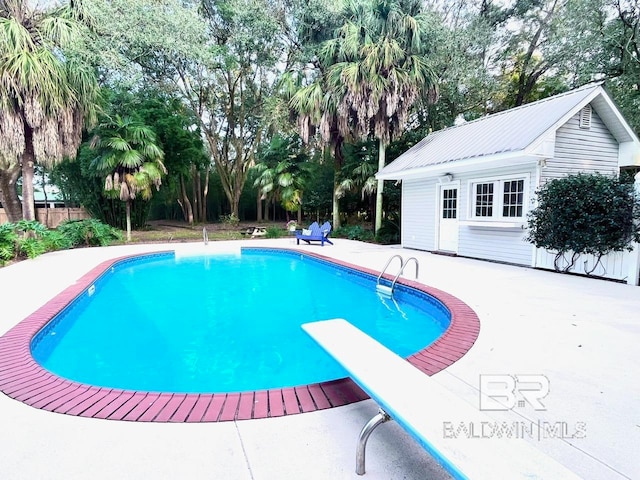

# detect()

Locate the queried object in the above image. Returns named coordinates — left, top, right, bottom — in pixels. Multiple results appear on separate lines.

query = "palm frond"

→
left=278, top=172, right=294, bottom=187
left=0, top=3, right=99, bottom=170
left=361, top=176, right=377, bottom=199
left=0, top=17, right=36, bottom=56
left=39, top=16, right=76, bottom=48
left=119, top=149, right=144, bottom=169
left=105, top=136, right=132, bottom=152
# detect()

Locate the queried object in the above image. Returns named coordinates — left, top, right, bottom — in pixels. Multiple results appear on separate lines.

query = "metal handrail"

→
left=376, top=254, right=404, bottom=287
left=376, top=255, right=419, bottom=297
left=389, top=256, right=419, bottom=293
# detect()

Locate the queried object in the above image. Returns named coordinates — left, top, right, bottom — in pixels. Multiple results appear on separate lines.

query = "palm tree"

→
left=0, top=0, right=99, bottom=221
left=90, top=116, right=166, bottom=241
left=325, top=0, right=439, bottom=233
left=336, top=146, right=378, bottom=219
left=288, top=66, right=348, bottom=229
left=253, top=135, right=309, bottom=224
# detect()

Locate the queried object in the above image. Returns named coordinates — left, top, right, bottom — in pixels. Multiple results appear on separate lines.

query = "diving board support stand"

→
left=356, top=408, right=390, bottom=475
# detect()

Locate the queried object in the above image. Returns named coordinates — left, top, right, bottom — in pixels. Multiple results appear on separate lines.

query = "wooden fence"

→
left=0, top=208, right=90, bottom=229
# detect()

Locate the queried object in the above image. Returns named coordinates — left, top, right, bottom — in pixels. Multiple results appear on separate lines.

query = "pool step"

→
left=376, top=284, right=393, bottom=297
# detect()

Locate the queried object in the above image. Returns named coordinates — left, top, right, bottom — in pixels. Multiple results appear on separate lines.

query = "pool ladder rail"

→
left=376, top=255, right=419, bottom=297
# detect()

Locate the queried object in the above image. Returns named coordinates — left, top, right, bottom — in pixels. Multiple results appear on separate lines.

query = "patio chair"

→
left=296, top=221, right=333, bottom=246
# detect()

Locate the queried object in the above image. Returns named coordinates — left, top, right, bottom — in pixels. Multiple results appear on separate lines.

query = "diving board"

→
left=302, top=319, right=581, bottom=479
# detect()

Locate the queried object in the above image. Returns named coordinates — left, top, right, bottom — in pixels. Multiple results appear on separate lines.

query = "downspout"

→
left=530, top=158, right=547, bottom=269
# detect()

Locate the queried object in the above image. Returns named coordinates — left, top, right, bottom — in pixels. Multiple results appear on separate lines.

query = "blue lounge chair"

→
left=296, top=221, right=333, bottom=246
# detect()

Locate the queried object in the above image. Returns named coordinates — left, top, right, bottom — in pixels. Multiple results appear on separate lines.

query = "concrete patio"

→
left=1, top=239, right=638, bottom=479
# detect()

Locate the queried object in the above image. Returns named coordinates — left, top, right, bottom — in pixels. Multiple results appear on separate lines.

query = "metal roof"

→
left=377, top=83, right=638, bottom=179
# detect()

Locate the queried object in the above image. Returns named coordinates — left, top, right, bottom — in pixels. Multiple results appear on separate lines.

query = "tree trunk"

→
left=191, top=165, right=200, bottom=222
left=41, top=168, right=49, bottom=228
left=232, top=187, right=242, bottom=219
left=297, top=204, right=302, bottom=225
left=195, top=169, right=204, bottom=222
left=202, top=165, right=210, bottom=222
left=332, top=177, right=341, bottom=229
left=126, top=200, right=132, bottom=242
left=0, top=164, right=22, bottom=222
left=21, top=148, right=36, bottom=222
left=179, top=175, right=194, bottom=224
left=514, top=0, right=559, bottom=107
left=374, top=139, right=386, bottom=234
left=256, top=195, right=263, bottom=221
left=331, top=137, right=345, bottom=229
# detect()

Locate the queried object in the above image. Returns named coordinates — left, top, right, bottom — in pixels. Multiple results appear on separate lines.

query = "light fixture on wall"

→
left=438, top=173, right=454, bottom=184
left=538, top=159, right=547, bottom=168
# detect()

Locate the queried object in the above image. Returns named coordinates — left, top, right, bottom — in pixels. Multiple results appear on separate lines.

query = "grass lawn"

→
left=123, top=220, right=287, bottom=244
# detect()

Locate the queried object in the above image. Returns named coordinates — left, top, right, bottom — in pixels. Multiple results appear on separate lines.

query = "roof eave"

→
left=376, top=151, right=543, bottom=180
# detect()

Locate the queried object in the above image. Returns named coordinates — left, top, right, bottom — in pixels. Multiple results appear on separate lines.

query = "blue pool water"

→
left=31, top=249, right=450, bottom=393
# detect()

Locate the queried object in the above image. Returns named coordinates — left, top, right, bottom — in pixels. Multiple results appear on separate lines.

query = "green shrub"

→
left=17, top=237, right=47, bottom=259
left=14, top=220, right=48, bottom=237
left=220, top=213, right=240, bottom=227
left=57, top=219, right=122, bottom=247
left=375, top=218, right=400, bottom=245
left=42, top=230, right=73, bottom=251
left=265, top=226, right=285, bottom=238
left=527, top=173, right=640, bottom=273
left=11, top=221, right=48, bottom=260
left=334, top=224, right=374, bottom=241
left=0, top=223, right=18, bottom=264
left=0, top=218, right=122, bottom=266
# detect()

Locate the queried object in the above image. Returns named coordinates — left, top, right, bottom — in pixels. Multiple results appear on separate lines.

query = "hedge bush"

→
left=526, top=173, right=640, bottom=273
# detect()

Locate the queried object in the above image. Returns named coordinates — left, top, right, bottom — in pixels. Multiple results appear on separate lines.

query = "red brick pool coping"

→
left=0, top=247, right=480, bottom=422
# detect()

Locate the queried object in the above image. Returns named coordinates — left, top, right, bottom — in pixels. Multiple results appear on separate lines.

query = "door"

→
left=438, top=186, right=459, bottom=252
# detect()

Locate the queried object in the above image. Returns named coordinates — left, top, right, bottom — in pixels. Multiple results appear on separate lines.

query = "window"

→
left=442, top=188, right=457, bottom=219
left=471, top=177, right=527, bottom=221
left=503, top=180, right=524, bottom=217
left=475, top=183, right=494, bottom=217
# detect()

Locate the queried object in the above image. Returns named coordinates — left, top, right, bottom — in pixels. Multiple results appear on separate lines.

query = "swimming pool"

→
left=0, top=246, right=480, bottom=422
left=31, top=249, right=449, bottom=393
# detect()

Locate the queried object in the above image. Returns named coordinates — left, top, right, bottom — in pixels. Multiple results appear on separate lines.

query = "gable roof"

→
left=377, top=83, right=640, bottom=180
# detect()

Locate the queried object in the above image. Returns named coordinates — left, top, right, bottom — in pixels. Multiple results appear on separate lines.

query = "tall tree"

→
left=603, top=0, right=640, bottom=134
left=83, top=0, right=285, bottom=220
left=489, top=0, right=574, bottom=109
left=128, top=90, right=209, bottom=224
left=0, top=0, right=99, bottom=221
left=283, top=0, right=352, bottom=228
left=89, top=116, right=165, bottom=241
left=308, top=0, right=439, bottom=232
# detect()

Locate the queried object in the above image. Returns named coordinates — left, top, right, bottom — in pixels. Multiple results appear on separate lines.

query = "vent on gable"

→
left=579, top=104, right=592, bottom=129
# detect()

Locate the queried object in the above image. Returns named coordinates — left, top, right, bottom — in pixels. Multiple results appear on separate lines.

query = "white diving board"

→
left=302, top=319, right=581, bottom=479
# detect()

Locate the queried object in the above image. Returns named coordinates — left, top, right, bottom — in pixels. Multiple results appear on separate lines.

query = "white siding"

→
left=456, top=164, right=537, bottom=266
left=533, top=107, right=628, bottom=277
left=459, top=226, right=531, bottom=265
left=401, top=179, right=436, bottom=250
left=543, top=108, right=619, bottom=182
